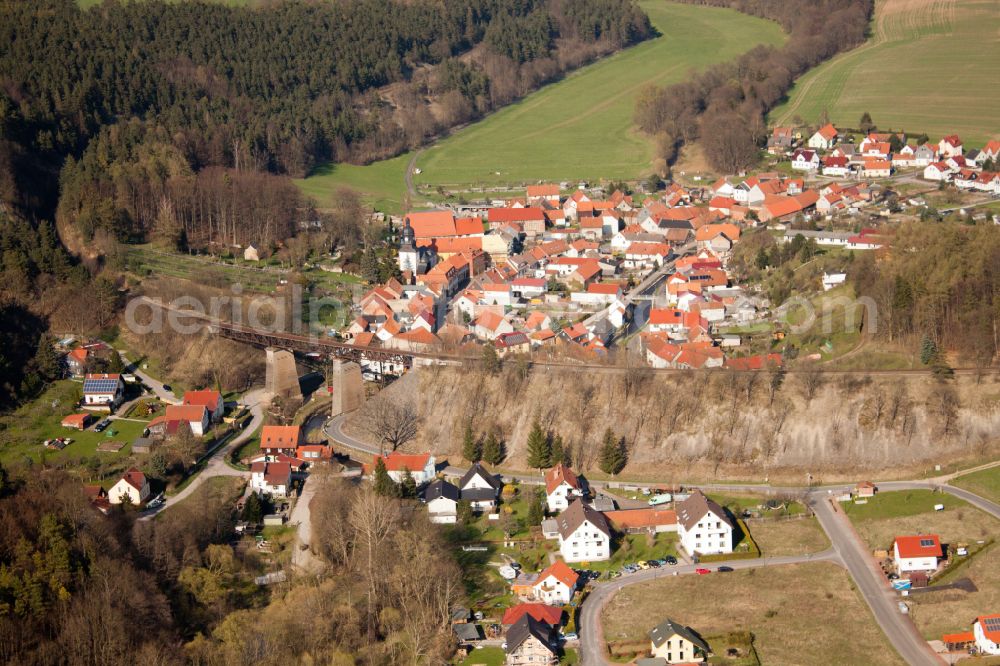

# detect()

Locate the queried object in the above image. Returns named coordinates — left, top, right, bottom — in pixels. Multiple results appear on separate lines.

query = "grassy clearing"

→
left=951, top=465, right=1000, bottom=504
left=908, top=543, right=1000, bottom=641
left=127, top=245, right=281, bottom=293
left=844, top=489, right=997, bottom=551
left=602, top=562, right=904, bottom=665
left=771, top=0, right=1000, bottom=145
left=748, top=518, right=830, bottom=556
left=296, top=2, right=784, bottom=213
left=294, top=154, right=412, bottom=214
left=415, top=2, right=784, bottom=188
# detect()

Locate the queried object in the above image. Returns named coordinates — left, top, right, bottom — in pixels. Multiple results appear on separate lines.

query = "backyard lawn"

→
left=602, top=562, right=904, bottom=666
left=0, top=380, right=151, bottom=476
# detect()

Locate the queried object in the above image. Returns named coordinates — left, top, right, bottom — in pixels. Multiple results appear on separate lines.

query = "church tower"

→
left=398, top=218, right=418, bottom=275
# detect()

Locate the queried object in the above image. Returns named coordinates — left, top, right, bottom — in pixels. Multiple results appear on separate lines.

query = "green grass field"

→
left=951, top=465, right=1000, bottom=504
left=414, top=2, right=784, bottom=188
left=771, top=0, right=1000, bottom=145
left=296, top=2, right=785, bottom=213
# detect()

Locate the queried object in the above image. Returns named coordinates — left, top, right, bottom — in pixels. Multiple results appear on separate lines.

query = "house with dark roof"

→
left=423, top=479, right=460, bottom=524
left=250, top=461, right=292, bottom=496
left=504, top=615, right=557, bottom=666
left=649, top=618, right=709, bottom=663
left=82, top=373, right=124, bottom=409
left=556, top=499, right=611, bottom=562
left=458, top=462, right=502, bottom=512
left=676, top=490, right=734, bottom=556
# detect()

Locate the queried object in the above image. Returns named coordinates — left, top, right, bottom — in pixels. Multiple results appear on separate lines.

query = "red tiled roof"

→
left=587, top=283, right=621, bottom=295
left=61, top=413, right=90, bottom=428
left=894, top=535, right=942, bottom=559
left=165, top=404, right=207, bottom=423
left=488, top=207, right=546, bottom=223
left=603, top=507, right=678, bottom=530
left=183, top=389, right=222, bottom=410
left=121, top=468, right=146, bottom=492
left=375, top=451, right=432, bottom=472
left=976, top=615, right=1000, bottom=643
left=406, top=211, right=456, bottom=238
left=544, top=463, right=580, bottom=494
left=261, top=425, right=301, bottom=451
left=502, top=603, right=562, bottom=626
left=527, top=184, right=560, bottom=198
left=537, top=560, right=579, bottom=589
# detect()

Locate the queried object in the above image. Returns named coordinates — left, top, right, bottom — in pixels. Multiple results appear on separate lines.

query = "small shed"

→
left=244, top=244, right=261, bottom=262
left=132, top=437, right=154, bottom=454
left=263, top=514, right=285, bottom=526
left=62, top=413, right=92, bottom=430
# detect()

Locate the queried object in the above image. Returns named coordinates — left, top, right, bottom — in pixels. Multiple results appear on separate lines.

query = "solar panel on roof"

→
left=985, top=618, right=1000, bottom=629
left=919, top=538, right=935, bottom=547
left=84, top=379, right=119, bottom=392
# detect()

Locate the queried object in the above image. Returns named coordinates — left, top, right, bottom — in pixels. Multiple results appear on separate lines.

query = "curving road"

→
left=139, top=387, right=267, bottom=521
left=324, top=413, right=1000, bottom=666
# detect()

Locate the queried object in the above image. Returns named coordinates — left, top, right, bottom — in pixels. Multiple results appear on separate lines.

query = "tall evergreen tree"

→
left=527, top=486, right=545, bottom=524
left=241, top=492, right=264, bottom=524
left=598, top=428, right=627, bottom=475
left=525, top=418, right=551, bottom=470
left=399, top=467, right=417, bottom=499
left=859, top=111, right=875, bottom=133
left=481, top=343, right=500, bottom=375
left=482, top=430, right=504, bottom=466
left=462, top=422, right=481, bottom=462
left=373, top=457, right=395, bottom=496
left=550, top=434, right=570, bottom=467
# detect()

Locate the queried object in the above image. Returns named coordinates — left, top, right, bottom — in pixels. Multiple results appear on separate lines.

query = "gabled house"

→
left=938, top=134, right=963, bottom=158
left=250, top=461, right=292, bottom=496
left=504, top=615, right=558, bottom=666
left=260, top=425, right=301, bottom=459
left=556, top=499, right=611, bottom=562
left=422, top=479, right=460, bottom=524
left=501, top=603, right=563, bottom=628
left=475, top=310, right=515, bottom=341
left=163, top=404, right=210, bottom=437
left=676, top=490, right=734, bottom=555
left=531, top=559, right=579, bottom=605
left=458, top=462, right=502, bottom=512
left=790, top=149, right=820, bottom=171
left=109, top=468, right=150, bottom=505
left=82, top=373, right=124, bottom=409
left=974, top=615, right=1000, bottom=656
left=183, top=390, right=225, bottom=422
left=807, top=123, right=838, bottom=150
left=545, top=463, right=583, bottom=512
left=649, top=618, right=709, bottom=664
left=373, top=451, right=437, bottom=484
left=893, top=534, right=942, bottom=574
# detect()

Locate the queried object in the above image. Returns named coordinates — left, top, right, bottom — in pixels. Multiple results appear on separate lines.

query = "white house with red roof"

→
left=974, top=615, right=1000, bottom=655
left=183, top=389, right=225, bottom=422
left=474, top=310, right=514, bottom=341
left=250, top=461, right=292, bottom=496
left=893, top=534, right=942, bottom=574
left=938, top=135, right=964, bottom=158
left=109, top=468, right=150, bottom=505
left=260, top=425, right=301, bottom=459
left=531, top=560, right=579, bottom=605
left=923, top=161, right=954, bottom=181
left=373, top=451, right=437, bottom=484
left=791, top=149, right=820, bottom=171
left=808, top=123, right=839, bottom=150
left=544, top=463, right=583, bottom=513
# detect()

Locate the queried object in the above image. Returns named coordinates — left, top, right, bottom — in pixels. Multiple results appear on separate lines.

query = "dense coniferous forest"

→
left=634, top=0, right=873, bottom=173
left=0, top=0, right=650, bottom=409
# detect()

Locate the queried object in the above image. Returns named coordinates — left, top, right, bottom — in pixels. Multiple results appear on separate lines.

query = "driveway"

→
left=118, top=351, right=181, bottom=405
left=139, top=387, right=267, bottom=520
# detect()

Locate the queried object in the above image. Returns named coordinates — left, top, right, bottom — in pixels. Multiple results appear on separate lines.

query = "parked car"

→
left=717, top=566, right=734, bottom=572
left=162, top=385, right=172, bottom=392
left=637, top=561, right=650, bottom=569
left=664, top=556, right=678, bottom=565
left=94, top=419, right=111, bottom=432
left=648, top=560, right=661, bottom=568
left=695, top=568, right=711, bottom=575
left=561, top=632, right=578, bottom=641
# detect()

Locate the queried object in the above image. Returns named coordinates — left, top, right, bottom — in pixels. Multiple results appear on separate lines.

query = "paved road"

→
left=811, top=496, right=942, bottom=666
left=139, top=387, right=267, bottom=520
left=119, top=352, right=181, bottom=404
left=578, top=549, right=843, bottom=666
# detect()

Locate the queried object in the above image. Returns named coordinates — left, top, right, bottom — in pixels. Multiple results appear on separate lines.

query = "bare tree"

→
left=362, top=394, right=420, bottom=452
left=800, top=366, right=824, bottom=404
